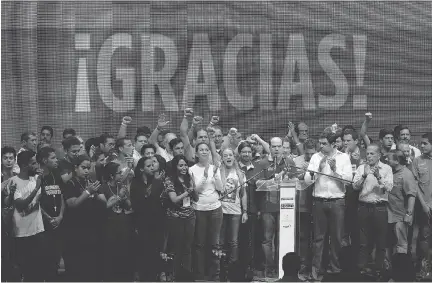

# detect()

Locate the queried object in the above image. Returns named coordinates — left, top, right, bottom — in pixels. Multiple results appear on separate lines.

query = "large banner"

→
left=2, top=2, right=431, bottom=147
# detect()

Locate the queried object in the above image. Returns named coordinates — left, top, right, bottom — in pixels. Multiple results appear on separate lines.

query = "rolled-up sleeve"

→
left=304, top=153, right=319, bottom=185
left=403, top=169, right=418, bottom=197
left=381, top=166, right=394, bottom=192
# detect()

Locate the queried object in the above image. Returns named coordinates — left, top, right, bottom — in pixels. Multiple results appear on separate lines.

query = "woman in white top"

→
left=189, top=142, right=223, bottom=281
left=219, top=148, right=248, bottom=277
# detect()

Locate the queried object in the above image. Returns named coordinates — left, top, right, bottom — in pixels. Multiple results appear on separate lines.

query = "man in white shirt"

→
left=391, top=126, right=421, bottom=158
left=304, top=132, right=352, bottom=281
left=10, top=150, right=46, bottom=281
left=352, top=144, right=393, bottom=280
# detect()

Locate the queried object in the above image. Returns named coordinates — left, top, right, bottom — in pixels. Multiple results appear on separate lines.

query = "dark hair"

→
left=319, top=131, right=338, bottom=144
left=62, top=136, right=81, bottom=151
left=379, top=129, right=394, bottom=140
left=134, top=132, right=149, bottom=142
left=393, top=125, right=403, bottom=139
left=154, top=154, right=167, bottom=172
left=91, top=148, right=105, bottom=162
left=169, top=138, right=183, bottom=152
left=140, top=144, right=157, bottom=156
left=73, top=154, right=90, bottom=167
left=422, top=132, right=432, bottom=144
left=62, top=128, right=76, bottom=138
left=40, top=126, right=54, bottom=137
left=104, top=162, right=120, bottom=181
left=282, top=252, right=301, bottom=276
left=342, top=125, right=356, bottom=133
left=133, top=156, right=154, bottom=179
left=136, top=126, right=151, bottom=136
left=304, top=139, right=317, bottom=150
left=85, top=137, right=100, bottom=156
left=388, top=150, right=408, bottom=166
left=21, top=131, right=37, bottom=142
left=194, top=128, right=208, bottom=140
left=237, top=141, right=252, bottom=155
left=195, top=142, right=210, bottom=155
left=36, top=147, right=56, bottom=164
left=115, top=138, right=131, bottom=150
left=17, top=150, right=36, bottom=168
left=170, top=155, right=191, bottom=194
left=1, top=146, right=16, bottom=159
left=343, top=129, right=359, bottom=141
left=99, top=133, right=115, bottom=145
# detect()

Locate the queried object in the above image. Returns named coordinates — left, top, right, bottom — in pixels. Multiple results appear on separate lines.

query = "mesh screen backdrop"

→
left=1, top=1, right=432, bottom=149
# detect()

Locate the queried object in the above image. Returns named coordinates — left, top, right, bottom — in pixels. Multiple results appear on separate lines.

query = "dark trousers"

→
left=193, top=206, right=223, bottom=281
left=167, top=215, right=196, bottom=276
left=357, top=202, right=388, bottom=272
left=261, top=212, right=280, bottom=271
left=14, top=232, right=48, bottom=282
left=220, top=214, right=241, bottom=264
left=44, top=228, right=63, bottom=282
left=239, top=213, right=263, bottom=270
left=416, top=202, right=432, bottom=264
left=297, top=212, right=312, bottom=268
left=311, top=198, right=345, bottom=280
left=63, top=241, right=103, bottom=282
left=344, top=186, right=360, bottom=250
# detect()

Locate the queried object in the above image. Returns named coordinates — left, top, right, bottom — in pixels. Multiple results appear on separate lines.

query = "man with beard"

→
left=37, top=147, right=65, bottom=281
left=392, top=126, right=421, bottom=158
left=379, top=129, right=395, bottom=164
left=58, top=137, right=82, bottom=183
left=39, top=126, right=54, bottom=149
left=9, top=150, right=46, bottom=281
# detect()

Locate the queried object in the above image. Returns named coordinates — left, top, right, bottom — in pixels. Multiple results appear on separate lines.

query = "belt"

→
left=313, top=197, right=344, bottom=202
left=359, top=201, right=387, bottom=207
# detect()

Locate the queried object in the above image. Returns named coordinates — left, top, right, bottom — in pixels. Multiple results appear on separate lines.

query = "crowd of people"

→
left=1, top=109, right=432, bottom=282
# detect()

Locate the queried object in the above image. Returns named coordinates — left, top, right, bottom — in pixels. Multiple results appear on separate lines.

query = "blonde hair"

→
left=220, top=148, right=245, bottom=197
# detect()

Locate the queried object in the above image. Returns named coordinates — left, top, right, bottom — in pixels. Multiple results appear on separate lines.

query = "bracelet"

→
left=84, top=190, right=91, bottom=195
left=242, top=210, right=247, bottom=214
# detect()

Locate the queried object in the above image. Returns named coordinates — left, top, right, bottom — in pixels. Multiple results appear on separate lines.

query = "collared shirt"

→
left=388, top=166, right=417, bottom=223
left=391, top=143, right=421, bottom=158
left=157, top=147, right=173, bottom=162
left=304, top=150, right=353, bottom=199
left=412, top=154, right=432, bottom=208
left=353, top=161, right=393, bottom=203
left=294, top=155, right=313, bottom=213
left=239, top=160, right=259, bottom=213
left=346, top=146, right=367, bottom=174
left=132, top=149, right=141, bottom=168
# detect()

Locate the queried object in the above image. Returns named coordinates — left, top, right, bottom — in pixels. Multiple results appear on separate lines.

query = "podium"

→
left=256, top=179, right=298, bottom=279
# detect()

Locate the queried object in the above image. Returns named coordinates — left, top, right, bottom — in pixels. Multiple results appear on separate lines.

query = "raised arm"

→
left=360, top=113, right=372, bottom=146
left=180, top=109, right=196, bottom=162
left=117, top=116, right=132, bottom=139
left=149, top=114, right=170, bottom=149
left=251, top=134, right=270, bottom=155
left=288, top=122, right=304, bottom=155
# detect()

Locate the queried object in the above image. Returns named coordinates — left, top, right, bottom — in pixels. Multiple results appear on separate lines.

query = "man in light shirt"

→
left=392, top=126, right=421, bottom=158
left=304, top=132, right=352, bottom=281
left=352, top=143, right=393, bottom=280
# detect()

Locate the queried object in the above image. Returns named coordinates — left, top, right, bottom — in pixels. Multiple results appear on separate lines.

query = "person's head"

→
left=140, top=144, right=156, bottom=158
left=62, top=128, right=76, bottom=139
left=270, top=137, right=283, bottom=159
left=398, top=126, right=411, bottom=142
left=282, top=252, right=301, bottom=276
left=134, top=133, right=149, bottom=154
left=222, top=148, right=236, bottom=168
left=195, top=129, right=209, bottom=145
left=84, top=137, right=100, bottom=156
left=163, top=132, right=177, bottom=151
left=99, top=134, right=116, bottom=154
left=343, top=129, right=359, bottom=152
left=116, top=138, right=133, bottom=157
left=282, top=139, right=291, bottom=158
left=392, top=253, right=415, bottom=282
left=334, top=132, right=344, bottom=151
left=420, top=132, right=432, bottom=156
left=62, top=136, right=82, bottom=162
left=171, top=155, right=190, bottom=177
left=318, top=132, right=338, bottom=155
left=153, top=154, right=166, bottom=173
left=296, top=122, right=309, bottom=141
left=134, top=156, right=156, bottom=179
left=40, top=126, right=53, bottom=144
left=17, top=150, right=38, bottom=176
left=21, top=131, right=38, bottom=152
left=136, top=126, right=151, bottom=137
left=212, top=126, right=224, bottom=149
left=253, top=140, right=264, bottom=155
left=397, top=141, right=411, bottom=159
left=73, top=155, right=91, bottom=179
left=91, top=148, right=106, bottom=167
left=238, top=141, right=253, bottom=164
left=387, top=150, right=407, bottom=169
left=195, top=142, right=211, bottom=163
left=393, top=124, right=403, bottom=142
left=104, top=162, right=122, bottom=184
left=36, top=147, right=58, bottom=170
left=379, top=129, right=395, bottom=149
left=303, top=139, right=317, bottom=162
left=1, top=146, right=16, bottom=170
left=169, top=138, right=185, bottom=157
left=366, top=143, right=381, bottom=166
left=157, top=130, right=168, bottom=149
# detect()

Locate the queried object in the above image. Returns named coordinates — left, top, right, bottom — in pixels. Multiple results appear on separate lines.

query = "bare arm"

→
left=14, top=178, right=41, bottom=211
left=180, top=116, right=195, bottom=162
left=117, top=116, right=132, bottom=139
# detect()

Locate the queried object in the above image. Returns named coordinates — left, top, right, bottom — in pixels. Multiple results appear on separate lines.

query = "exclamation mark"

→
left=353, top=35, right=367, bottom=109
left=75, top=33, right=91, bottom=112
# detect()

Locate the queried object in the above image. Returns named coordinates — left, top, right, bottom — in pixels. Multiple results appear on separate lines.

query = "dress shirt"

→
left=353, top=161, right=393, bottom=203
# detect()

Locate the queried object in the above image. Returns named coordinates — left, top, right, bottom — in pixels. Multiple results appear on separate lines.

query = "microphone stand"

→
left=288, top=164, right=353, bottom=184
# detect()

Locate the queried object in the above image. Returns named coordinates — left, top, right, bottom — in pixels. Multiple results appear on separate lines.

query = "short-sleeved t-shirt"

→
left=101, top=183, right=133, bottom=216
left=220, top=170, right=245, bottom=215
left=189, top=164, right=221, bottom=211
left=40, top=170, right=64, bottom=230
left=161, top=176, right=195, bottom=219
left=388, top=166, right=417, bottom=223
left=11, top=176, right=44, bottom=238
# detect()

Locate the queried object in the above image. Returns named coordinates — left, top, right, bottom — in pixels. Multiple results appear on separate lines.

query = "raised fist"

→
left=122, top=116, right=132, bottom=124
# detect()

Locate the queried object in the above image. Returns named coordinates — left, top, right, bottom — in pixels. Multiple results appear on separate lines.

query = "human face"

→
left=102, top=138, right=116, bottom=154
left=143, top=148, right=155, bottom=158
left=142, top=159, right=155, bottom=176
left=282, top=141, right=291, bottom=158
left=2, top=153, right=15, bottom=169
left=164, top=133, right=177, bottom=150
left=75, top=160, right=91, bottom=178
left=196, top=130, right=209, bottom=144
left=113, top=166, right=123, bottom=182
left=270, top=138, right=283, bottom=158
left=366, top=145, right=380, bottom=166
left=26, top=135, right=38, bottom=152
left=121, top=139, right=134, bottom=156
left=335, top=137, right=344, bottom=151
left=304, top=148, right=316, bottom=162
left=40, top=129, right=52, bottom=144
left=44, top=152, right=58, bottom=169
left=197, top=143, right=210, bottom=161
left=343, top=134, right=358, bottom=152
left=420, top=138, right=432, bottom=156
left=254, top=143, right=263, bottom=154
left=398, top=144, right=411, bottom=159
left=399, top=129, right=411, bottom=142
left=177, top=159, right=188, bottom=175
left=298, top=123, right=309, bottom=141
left=135, top=135, right=148, bottom=154
left=213, top=129, right=224, bottom=148
left=95, top=153, right=106, bottom=167
left=152, top=157, right=160, bottom=172
left=319, top=138, right=333, bottom=155
left=387, top=155, right=399, bottom=169
left=157, top=133, right=165, bottom=148
left=222, top=149, right=235, bottom=168
left=239, top=146, right=253, bottom=164
left=381, top=134, right=394, bottom=149
left=67, top=145, right=81, bottom=161
left=28, top=156, right=39, bottom=176
left=172, top=142, right=184, bottom=156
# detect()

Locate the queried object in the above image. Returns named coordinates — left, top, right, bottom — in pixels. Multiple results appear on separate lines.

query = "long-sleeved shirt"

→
left=353, top=161, right=393, bottom=203
left=304, top=150, right=352, bottom=199
left=412, top=154, right=432, bottom=209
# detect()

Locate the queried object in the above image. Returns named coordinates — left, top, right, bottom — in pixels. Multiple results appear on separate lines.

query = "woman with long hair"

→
left=130, top=156, right=166, bottom=281
left=62, top=154, right=106, bottom=282
left=219, top=148, right=248, bottom=279
left=101, top=162, right=134, bottom=281
left=161, top=154, right=200, bottom=280
left=189, top=142, right=224, bottom=281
